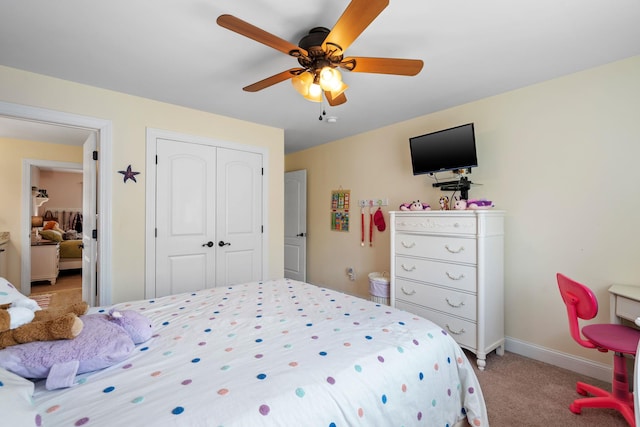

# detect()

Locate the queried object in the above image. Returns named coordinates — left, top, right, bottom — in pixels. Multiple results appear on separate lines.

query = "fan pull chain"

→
left=318, top=100, right=326, bottom=121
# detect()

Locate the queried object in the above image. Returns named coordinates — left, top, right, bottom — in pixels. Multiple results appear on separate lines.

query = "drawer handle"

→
left=445, top=324, right=466, bottom=335
left=445, top=298, right=465, bottom=308
left=445, top=272, right=465, bottom=281
left=445, top=245, right=464, bottom=254
left=401, top=241, right=416, bottom=249
left=401, top=286, right=416, bottom=296
left=401, top=264, right=416, bottom=272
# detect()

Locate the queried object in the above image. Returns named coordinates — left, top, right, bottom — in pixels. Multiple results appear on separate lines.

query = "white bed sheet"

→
left=32, top=279, right=488, bottom=426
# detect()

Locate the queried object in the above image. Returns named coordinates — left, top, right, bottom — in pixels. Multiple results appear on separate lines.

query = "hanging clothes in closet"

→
left=72, top=212, right=83, bottom=233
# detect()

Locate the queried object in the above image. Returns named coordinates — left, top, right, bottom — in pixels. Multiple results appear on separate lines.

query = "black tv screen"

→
left=409, top=123, right=478, bottom=175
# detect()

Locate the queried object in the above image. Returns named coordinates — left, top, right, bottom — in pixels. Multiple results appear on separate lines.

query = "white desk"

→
left=609, top=284, right=640, bottom=324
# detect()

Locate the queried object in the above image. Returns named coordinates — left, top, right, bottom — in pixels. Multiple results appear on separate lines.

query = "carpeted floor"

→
left=469, top=350, right=629, bottom=426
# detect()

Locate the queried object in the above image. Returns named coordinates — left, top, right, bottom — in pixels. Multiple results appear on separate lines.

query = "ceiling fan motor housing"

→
left=298, top=27, right=331, bottom=52
left=296, top=27, right=343, bottom=70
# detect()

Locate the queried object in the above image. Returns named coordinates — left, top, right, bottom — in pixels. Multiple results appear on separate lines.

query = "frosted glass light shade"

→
left=292, top=72, right=313, bottom=96
left=319, top=67, right=342, bottom=91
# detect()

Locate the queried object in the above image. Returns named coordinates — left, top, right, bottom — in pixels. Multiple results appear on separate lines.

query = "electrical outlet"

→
left=346, top=267, right=356, bottom=281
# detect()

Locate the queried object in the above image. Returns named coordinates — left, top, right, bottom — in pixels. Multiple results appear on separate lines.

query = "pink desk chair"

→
left=557, top=273, right=640, bottom=426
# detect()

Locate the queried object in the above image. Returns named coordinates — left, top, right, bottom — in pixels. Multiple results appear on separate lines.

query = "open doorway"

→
left=0, top=100, right=113, bottom=306
left=28, top=163, right=84, bottom=307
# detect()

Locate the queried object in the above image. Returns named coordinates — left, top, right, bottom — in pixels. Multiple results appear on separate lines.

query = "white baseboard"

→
left=505, top=336, right=612, bottom=383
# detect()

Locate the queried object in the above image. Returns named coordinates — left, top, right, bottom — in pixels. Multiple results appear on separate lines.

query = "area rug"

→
left=49, top=289, right=83, bottom=309
left=29, top=293, right=52, bottom=309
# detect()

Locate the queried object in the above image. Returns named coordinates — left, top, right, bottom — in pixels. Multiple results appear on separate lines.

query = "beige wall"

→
left=38, top=169, right=83, bottom=216
left=0, top=65, right=284, bottom=303
left=286, top=55, right=640, bottom=366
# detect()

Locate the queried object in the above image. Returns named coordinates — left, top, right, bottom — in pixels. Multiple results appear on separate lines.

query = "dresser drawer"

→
left=395, top=301, right=477, bottom=350
left=395, top=279, right=477, bottom=321
left=395, top=256, right=477, bottom=292
left=395, top=215, right=476, bottom=236
left=615, top=296, right=640, bottom=322
left=395, top=234, right=476, bottom=264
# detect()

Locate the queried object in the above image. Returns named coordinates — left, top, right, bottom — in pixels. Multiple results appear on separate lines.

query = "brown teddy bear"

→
left=0, top=301, right=89, bottom=349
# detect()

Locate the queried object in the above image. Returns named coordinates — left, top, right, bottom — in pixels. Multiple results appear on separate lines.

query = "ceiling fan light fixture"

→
left=319, top=67, right=343, bottom=92
left=291, top=71, right=323, bottom=102
left=307, top=82, right=323, bottom=101
left=291, top=72, right=313, bottom=96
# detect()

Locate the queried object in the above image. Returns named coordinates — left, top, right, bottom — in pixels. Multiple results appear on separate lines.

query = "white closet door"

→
left=215, top=148, right=263, bottom=286
left=155, top=138, right=217, bottom=297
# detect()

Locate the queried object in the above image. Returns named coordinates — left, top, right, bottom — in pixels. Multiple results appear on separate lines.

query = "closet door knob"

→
left=202, top=241, right=214, bottom=248
left=218, top=241, right=231, bottom=247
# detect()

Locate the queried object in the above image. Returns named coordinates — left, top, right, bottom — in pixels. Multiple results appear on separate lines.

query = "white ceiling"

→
left=1, top=0, right=639, bottom=153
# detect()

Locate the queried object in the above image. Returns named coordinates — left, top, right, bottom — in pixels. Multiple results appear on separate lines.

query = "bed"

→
left=12, top=278, right=489, bottom=426
left=37, top=216, right=83, bottom=271
left=58, top=238, right=83, bottom=271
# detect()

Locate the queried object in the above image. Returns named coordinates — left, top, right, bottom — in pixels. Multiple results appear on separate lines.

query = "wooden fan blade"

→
left=342, top=57, right=423, bottom=76
left=323, top=0, right=389, bottom=53
left=243, top=68, right=304, bottom=92
left=217, top=14, right=308, bottom=57
left=325, top=91, right=347, bottom=106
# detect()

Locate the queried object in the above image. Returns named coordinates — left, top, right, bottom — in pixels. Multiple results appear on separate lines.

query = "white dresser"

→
left=31, top=241, right=60, bottom=285
left=390, top=210, right=505, bottom=370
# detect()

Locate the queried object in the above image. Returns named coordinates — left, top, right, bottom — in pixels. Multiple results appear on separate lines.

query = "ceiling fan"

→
left=216, top=0, right=423, bottom=106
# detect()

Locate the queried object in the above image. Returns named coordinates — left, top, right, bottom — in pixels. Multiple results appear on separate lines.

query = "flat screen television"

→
left=409, top=123, right=477, bottom=176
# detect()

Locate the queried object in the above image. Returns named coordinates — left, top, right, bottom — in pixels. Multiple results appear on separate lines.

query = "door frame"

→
left=0, top=100, right=113, bottom=306
left=144, top=128, right=269, bottom=298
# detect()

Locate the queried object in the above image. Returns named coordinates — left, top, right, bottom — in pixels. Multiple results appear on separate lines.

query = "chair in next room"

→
left=557, top=272, right=640, bottom=426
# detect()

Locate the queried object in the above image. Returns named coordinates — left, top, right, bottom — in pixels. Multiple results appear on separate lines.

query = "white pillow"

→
left=0, top=278, right=40, bottom=311
left=0, top=368, right=41, bottom=427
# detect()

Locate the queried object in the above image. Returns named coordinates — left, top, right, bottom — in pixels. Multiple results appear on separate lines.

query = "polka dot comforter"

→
left=32, top=278, right=488, bottom=426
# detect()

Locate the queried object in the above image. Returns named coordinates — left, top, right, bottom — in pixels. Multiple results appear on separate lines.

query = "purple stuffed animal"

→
left=453, top=198, right=494, bottom=210
left=466, top=199, right=494, bottom=210
left=0, top=309, right=153, bottom=390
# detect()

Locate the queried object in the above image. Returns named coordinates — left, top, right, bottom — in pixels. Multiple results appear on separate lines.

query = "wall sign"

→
left=330, top=189, right=350, bottom=231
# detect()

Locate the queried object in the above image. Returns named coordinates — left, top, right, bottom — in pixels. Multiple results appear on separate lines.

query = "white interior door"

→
left=155, top=138, right=216, bottom=297
left=82, top=133, right=98, bottom=306
left=215, top=148, right=263, bottom=286
left=284, top=170, right=307, bottom=282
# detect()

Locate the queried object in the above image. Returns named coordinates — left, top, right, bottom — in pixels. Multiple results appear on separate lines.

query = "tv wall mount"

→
left=433, top=176, right=472, bottom=200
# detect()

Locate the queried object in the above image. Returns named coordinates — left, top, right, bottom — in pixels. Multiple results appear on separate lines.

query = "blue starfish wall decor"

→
left=118, top=165, right=140, bottom=183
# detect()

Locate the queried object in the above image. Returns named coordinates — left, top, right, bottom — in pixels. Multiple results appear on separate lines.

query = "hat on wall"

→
left=373, top=208, right=386, bottom=232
